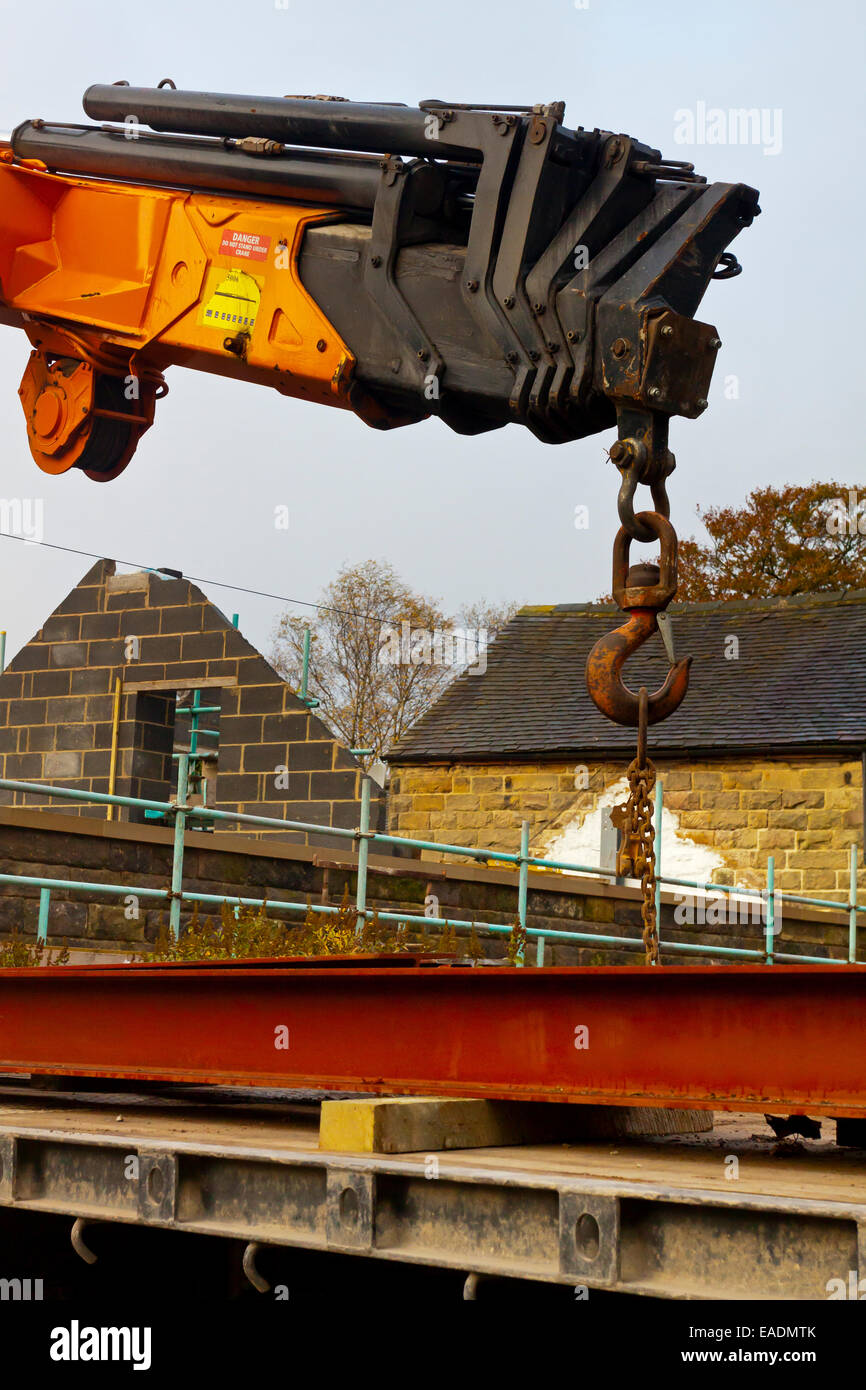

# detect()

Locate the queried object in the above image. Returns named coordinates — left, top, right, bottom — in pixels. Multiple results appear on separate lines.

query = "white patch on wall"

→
left=543, top=777, right=629, bottom=876
left=544, top=776, right=726, bottom=884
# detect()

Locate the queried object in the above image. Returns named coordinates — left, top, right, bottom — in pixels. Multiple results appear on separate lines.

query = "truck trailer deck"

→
left=1, top=1082, right=863, bottom=1302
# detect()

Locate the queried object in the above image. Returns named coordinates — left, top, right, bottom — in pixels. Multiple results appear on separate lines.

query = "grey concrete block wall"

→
left=0, top=558, right=380, bottom=842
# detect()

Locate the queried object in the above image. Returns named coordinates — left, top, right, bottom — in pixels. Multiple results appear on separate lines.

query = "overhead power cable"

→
left=0, top=531, right=412, bottom=625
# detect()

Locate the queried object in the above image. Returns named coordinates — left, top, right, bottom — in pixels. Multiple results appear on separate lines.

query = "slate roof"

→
left=388, top=589, right=866, bottom=762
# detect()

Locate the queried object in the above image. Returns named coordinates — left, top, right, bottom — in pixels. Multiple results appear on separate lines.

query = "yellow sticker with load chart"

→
left=197, top=266, right=263, bottom=333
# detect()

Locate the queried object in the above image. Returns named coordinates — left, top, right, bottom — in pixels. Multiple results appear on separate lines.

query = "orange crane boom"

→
left=0, top=84, right=759, bottom=482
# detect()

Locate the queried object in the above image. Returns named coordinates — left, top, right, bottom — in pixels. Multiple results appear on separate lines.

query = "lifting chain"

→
left=610, top=690, right=659, bottom=965
left=587, top=444, right=691, bottom=967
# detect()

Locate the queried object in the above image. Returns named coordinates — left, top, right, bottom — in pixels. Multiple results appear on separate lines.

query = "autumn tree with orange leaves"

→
left=674, top=482, right=866, bottom=602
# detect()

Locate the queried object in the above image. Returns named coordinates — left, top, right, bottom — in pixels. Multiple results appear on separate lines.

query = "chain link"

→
left=610, top=690, right=661, bottom=965
left=630, top=755, right=660, bottom=965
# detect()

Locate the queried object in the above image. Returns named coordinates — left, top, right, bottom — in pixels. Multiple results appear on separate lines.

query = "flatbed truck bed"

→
left=0, top=1082, right=863, bottom=1300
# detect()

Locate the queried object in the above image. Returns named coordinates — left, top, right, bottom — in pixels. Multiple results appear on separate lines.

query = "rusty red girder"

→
left=2, top=960, right=865, bottom=1117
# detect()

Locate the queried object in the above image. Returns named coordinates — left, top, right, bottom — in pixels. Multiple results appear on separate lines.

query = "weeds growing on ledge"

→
left=505, top=920, right=527, bottom=965
left=144, top=889, right=468, bottom=962
left=0, top=928, right=70, bottom=968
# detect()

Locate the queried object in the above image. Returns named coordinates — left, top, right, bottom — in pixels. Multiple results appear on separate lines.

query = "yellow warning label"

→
left=198, top=266, right=263, bottom=333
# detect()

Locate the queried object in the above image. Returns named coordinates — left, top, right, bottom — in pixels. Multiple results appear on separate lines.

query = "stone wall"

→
left=388, top=755, right=866, bottom=903
left=0, top=807, right=853, bottom=966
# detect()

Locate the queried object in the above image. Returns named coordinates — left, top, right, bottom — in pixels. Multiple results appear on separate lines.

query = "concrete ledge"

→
left=319, top=1096, right=712, bottom=1154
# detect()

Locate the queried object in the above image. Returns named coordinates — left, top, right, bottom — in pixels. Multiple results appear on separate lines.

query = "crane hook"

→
left=586, top=512, right=691, bottom=727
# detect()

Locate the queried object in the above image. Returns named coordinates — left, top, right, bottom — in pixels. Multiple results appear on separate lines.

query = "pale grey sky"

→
left=0, top=0, right=863, bottom=659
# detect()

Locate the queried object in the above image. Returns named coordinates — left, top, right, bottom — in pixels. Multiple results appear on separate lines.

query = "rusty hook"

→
left=586, top=512, right=691, bottom=727
left=586, top=610, right=691, bottom=726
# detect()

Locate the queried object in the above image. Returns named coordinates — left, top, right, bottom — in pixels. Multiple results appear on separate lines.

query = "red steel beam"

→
left=1, top=961, right=865, bottom=1116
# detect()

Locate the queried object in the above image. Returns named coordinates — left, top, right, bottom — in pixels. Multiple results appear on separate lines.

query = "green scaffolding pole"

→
left=169, top=753, right=189, bottom=941
left=516, top=819, right=529, bottom=966
left=849, top=842, right=859, bottom=963
left=299, top=628, right=319, bottom=708
left=765, top=856, right=775, bottom=965
left=37, top=886, right=50, bottom=943
left=354, top=778, right=372, bottom=934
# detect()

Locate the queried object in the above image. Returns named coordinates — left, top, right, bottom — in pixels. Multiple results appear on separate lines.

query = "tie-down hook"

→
left=586, top=512, right=691, bottom=727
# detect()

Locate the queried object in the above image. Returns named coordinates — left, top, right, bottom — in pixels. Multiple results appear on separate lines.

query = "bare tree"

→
left=455, top=597, right=521, bottom=635
left=270, top=561, right=520, bottom=763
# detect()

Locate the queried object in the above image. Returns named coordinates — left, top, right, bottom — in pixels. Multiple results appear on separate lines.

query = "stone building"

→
left=0, top=559, right=380, bottom=842
left=387, top=589, right=866, bottom=902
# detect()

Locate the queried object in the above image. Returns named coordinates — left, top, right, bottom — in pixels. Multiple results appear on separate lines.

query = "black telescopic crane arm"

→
left=12, top=122, right=391, bottom=210
left=83, top=86, right=497, bottom=160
